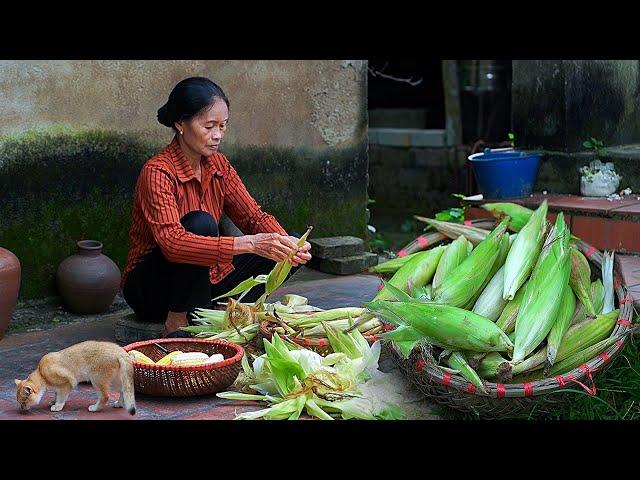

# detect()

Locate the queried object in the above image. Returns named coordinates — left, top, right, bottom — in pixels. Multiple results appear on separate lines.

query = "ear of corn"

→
left=495, top=279, right=528, bottom=334
left=365, top=300, right=514, bottom=353
left=411, top=284, right=432, bottom=301
left=481, top=202, right=534, bottom=232
left=511, top=309, right=620, bottom=376
left=569, top=248, right=596, bottom=315
left=544, top=284, right=577, bottom=374
left=476, top=352, right=513, bottom=382
left=129, top=350, right=155, bottom=365
left=444, top=352, right=488, bottom=394
left=414, top=216, right=489, bottom=245
left=602, top=251, right=616, bottom=314
left=370, top=252, right=420, bottom=274
left=547, top=332, right=627, bottom=377
left=503, top=200, right=548, bottom=301
left=156, top=350, right=184, bottom=366
left=512, top=212, right=571, bottom=363
left=432, top=218, right=509, bottom=308
left=465, top=233, right=511, bottom=311
left=374, top=246, right=445, bottom=301
left=432, top=235, right=470, bottom=290
left=265, top=226, right=313, bottom=297
left=472, top=265, right=508, bottom=321
left=570, top=279, right=605, bottom=326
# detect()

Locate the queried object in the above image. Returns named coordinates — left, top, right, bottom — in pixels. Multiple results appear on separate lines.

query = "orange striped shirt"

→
left=122, top=136, right=286, bottom=288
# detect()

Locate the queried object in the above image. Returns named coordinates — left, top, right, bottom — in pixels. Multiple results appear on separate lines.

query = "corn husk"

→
left=370, top=252, right=420, bottom=274
left=495, top=279, right=528, bottom=334
left=432, top=235, right=470, bottom=290
left=444, top=352, right=488, bottom=394
left=503, top=200, right=548, bottom=301
left=481, top=202, right=534, bottom=232
left=414, top=216, right=489, bottom=245
left=365, top=300, right=514, bottom=353
left=547, top=332, right=627, bottom=377
left=569, top=248, right=596, bottom=315
left=374, top=246, right=445, bottom=301
left=570, top=279, right=605, bottom=326
left=544, top=284, right=577, bottom=374
left=472, top=265, right=507, bottom=321
left=511, top=309, right=620, bottom=376
left=512, top=212, right=571, bottom=363
left=431, top=218, right=509, bottom=308
left=602, top=251, right=615, bottom=314
left=476, top=352, right=513, bottom=382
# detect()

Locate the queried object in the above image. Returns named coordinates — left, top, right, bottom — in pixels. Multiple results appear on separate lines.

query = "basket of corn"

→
left=259, top=306, right=384, bottom=355
left=367, top=203, right=636, bottom=419
left=123, top=338, right=244, bottom=397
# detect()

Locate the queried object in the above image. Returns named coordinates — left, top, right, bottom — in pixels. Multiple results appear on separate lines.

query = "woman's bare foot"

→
left=162, top=311, right=189, bottom=337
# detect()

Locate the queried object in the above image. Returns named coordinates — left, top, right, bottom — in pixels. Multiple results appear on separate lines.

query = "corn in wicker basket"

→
left=123, top=338, right=244, bottom=397
left=385, top=219, right=635, bottom=419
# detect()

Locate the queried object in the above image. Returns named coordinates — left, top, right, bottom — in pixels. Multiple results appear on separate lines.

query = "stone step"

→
left=309, top=252, right=378, bottom=275
left=114, top=313, right=164, bottom=344
left=309, top=236, right=364, bottom=259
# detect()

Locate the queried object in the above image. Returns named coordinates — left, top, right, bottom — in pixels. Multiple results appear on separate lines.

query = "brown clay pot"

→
left=56, top=240, right=121, bottom=314
left=0, top=247, right=21, bottom=340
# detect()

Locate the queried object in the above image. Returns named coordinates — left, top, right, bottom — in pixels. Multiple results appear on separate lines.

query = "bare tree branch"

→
left=368, top=65, right=423, bottom=86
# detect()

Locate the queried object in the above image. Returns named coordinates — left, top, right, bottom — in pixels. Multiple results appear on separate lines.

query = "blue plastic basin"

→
left=468, top=149, right=541, bottom=198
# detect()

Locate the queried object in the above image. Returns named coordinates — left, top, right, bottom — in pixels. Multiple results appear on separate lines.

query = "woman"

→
left=121, top=77, right=312, bottom=337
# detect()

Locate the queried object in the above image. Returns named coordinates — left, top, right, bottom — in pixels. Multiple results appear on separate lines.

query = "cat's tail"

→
left=118, top=354, right=136, bottom=415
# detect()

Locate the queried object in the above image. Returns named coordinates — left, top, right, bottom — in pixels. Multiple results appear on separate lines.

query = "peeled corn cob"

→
left=156, top=350, right=184, bottom=366
left=171, top=351, right=209, bottom=366
left=129, top=350, right=155, bottom=365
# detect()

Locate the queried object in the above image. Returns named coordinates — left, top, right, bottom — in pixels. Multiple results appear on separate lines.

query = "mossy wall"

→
left=0, top=129, right=367, bottom=299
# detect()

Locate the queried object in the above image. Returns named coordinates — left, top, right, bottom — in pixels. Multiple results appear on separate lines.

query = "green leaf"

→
left=508, top=132, right=515, bottom=141
left=583, top=140, right=593, bottom=148
left=213, top=275, right=267, bottom=300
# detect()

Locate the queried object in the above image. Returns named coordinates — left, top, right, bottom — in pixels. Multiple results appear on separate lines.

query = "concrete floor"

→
left=1, top=267, right=440, bottom=420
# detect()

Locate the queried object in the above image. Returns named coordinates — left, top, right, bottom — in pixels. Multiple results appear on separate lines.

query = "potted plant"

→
left=579, top=137, right=621, bottom=197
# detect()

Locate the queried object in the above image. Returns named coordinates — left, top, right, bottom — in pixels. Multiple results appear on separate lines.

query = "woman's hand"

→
left=289, top=237, right=312, bottom=267
left=234, top=233, right=299, bottom=263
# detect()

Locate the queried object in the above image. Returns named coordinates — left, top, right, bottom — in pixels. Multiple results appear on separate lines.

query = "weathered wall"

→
left=0, top=60, right=367, bottom=148
left=0, top=60, right=368, bottom=299
left=512, top=60, right=640, bottom=194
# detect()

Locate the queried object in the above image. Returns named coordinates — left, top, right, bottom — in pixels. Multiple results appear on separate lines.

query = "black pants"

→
left=123, top=211, right=297, bottom=323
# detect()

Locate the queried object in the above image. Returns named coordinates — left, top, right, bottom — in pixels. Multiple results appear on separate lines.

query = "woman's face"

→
left=176, top=98, right=229, bottom=157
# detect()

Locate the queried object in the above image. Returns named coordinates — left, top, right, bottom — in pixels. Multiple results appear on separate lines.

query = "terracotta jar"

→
left=56, top=240, right=121, bottom=314
left=0, top=247, right=21, bottom=340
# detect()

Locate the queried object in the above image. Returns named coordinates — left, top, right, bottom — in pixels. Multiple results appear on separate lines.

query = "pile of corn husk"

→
left=367, top=201, right=632, bottom=393
left=217, top=324, right=404, bottom=420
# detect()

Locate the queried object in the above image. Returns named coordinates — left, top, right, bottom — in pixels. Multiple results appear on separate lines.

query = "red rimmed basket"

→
left=386, top=219, right=635, bottom=419
left=259, top=320, right=382, bottom=355
left=123, top=338, right=244, bottom=397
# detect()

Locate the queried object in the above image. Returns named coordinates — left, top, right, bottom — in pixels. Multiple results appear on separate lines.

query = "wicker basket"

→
left=259, top=320, right=382, bottom=355
left=387, top=219, right=635, bottom=419
left=123, top=338, right=244, bottom=397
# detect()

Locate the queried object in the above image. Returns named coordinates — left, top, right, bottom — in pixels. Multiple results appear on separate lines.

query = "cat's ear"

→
left=14, top=379, right=21, bottom=387
left=23, top=386, right=32, bottom=395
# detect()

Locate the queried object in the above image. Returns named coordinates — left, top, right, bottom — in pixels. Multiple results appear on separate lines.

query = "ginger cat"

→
left=15, top=340, right=136, bottom=415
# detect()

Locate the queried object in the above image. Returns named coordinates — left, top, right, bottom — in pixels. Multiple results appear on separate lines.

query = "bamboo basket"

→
left=386, top=219, right=635, bottom=419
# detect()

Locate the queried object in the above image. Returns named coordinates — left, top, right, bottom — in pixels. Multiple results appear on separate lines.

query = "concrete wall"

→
left=0, top=60, right=366, bottom=148
left=0, top=60, right=369, bottom=299
left=512, top=60, right=640, bottom=194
